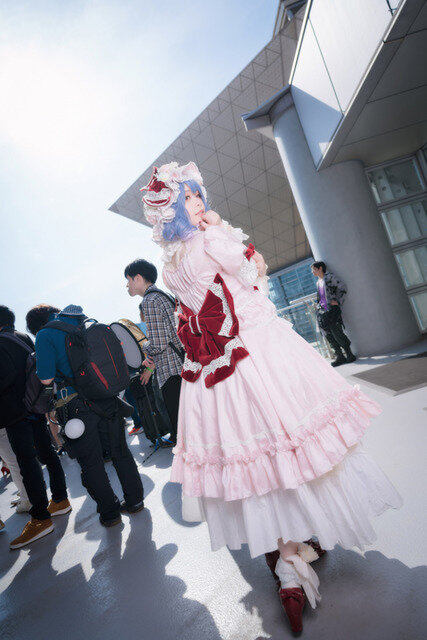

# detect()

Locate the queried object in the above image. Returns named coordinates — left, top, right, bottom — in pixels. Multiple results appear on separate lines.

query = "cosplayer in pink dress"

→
left=141, top=161, right=402, bottom=633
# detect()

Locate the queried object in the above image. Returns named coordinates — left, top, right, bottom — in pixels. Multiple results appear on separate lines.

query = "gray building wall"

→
left=110, top=11, right=311, bottom=274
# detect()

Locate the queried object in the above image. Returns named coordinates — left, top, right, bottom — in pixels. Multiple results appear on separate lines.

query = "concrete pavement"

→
left=1, top=341, right=426, bottom=640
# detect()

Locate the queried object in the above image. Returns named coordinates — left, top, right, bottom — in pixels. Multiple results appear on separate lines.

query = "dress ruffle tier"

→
left=195, top=445, right=403, bottom=557
left=171, top=386, right=381, bottom=501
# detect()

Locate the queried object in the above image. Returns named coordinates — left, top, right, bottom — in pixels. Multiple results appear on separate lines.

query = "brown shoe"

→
left=48, top=498, right=72, bottom=517
left=10, top=518, right=54, bottom=550
left=0, top=519, right=5, bottom=531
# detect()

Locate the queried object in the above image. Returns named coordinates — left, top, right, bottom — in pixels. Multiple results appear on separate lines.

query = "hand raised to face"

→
left=198, top=210, right=222, bottom=230
left=252, top=250, right=267, bottom=277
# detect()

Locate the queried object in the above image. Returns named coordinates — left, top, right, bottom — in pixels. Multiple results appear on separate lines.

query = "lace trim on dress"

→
left=220, top=220, right=249, bottom=243
left=201, top=336, right=246, bottom=378
left=238, top=258, right=258, bottom=287
left=176, top=386, right=379, bottom=457
left=208, top=280, right=234, bottom=337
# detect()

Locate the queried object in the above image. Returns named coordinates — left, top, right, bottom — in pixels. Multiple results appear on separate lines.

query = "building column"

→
left=269, top=103, right=419, bottom=355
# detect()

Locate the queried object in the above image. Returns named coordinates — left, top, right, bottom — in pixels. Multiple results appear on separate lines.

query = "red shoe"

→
left=265, top=550, right=280, bottom=589
left=279, top=587, right=305, bottom=633
left=1, top=465, right=10, bottom=477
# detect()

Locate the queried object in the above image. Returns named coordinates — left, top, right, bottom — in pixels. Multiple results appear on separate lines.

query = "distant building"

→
left=111, top=0, right=427, bottom=355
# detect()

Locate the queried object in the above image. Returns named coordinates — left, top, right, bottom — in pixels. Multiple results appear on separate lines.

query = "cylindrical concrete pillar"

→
left=272, top=104, right=420, bottom=355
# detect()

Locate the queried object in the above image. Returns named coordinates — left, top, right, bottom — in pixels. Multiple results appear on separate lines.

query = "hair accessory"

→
left=140, top=161, right=206, bottom=245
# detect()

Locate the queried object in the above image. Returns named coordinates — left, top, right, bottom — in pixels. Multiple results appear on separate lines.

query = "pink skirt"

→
left=171, top=316, right=402, bottom=557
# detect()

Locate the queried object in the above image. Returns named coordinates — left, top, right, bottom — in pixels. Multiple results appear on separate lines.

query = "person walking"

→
left=311, top=261, right=356, bottom=367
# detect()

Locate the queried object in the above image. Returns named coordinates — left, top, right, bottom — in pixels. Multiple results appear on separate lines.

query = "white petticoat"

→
left=181, top=445, right=402, bottom=558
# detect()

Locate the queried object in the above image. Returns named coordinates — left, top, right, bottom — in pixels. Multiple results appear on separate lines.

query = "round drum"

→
left=110, top=319, right=148, bottom=369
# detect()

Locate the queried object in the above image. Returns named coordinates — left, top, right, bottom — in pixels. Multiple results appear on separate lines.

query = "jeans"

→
left=124, top=388, right=143, bottom=429
left=325, top=321, right=351, bottom=355
left=6, top=416, right=68, bottom=520
left=59, top=397, right=143, bottom=520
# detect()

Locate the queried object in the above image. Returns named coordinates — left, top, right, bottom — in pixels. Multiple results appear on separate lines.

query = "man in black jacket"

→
left=0, top=305, right=70, bottom=549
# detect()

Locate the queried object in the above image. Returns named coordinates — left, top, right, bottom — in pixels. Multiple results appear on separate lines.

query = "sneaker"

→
left=10, top=518, right=54, bottom=550
left=15, top=500, right=32, bottom=513
left=99, top=514, right=122, bottom=528
left=128, top=426, right=143, bottom=435
left=0, top=519, right=5, bottom=531
left=160, top=437, right=176, bottom=448
left=120, top=500, right=144, bottom=514
left=48, top=498, right=72, bottom=517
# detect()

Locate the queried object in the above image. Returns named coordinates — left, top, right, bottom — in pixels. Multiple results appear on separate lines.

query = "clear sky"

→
left=0, top=0, right=278, bottom=332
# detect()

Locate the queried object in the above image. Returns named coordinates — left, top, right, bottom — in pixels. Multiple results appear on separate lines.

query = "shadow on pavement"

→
left=161, top=481, right=201, bottom=528
left=229, top=544, right=427, bottom=640
left=1, top=509, right=221, bottom=640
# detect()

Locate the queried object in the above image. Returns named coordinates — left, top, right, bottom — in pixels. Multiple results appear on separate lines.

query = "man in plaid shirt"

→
left=125, top=259, right=182, bottom=444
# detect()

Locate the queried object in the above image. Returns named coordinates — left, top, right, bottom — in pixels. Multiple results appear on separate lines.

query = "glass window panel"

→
left=367, top=159, right=424, bottom=204
left=395, top=245, right=427, bottom=287
left=410, top=291, right=427, bottom=331
left=381, top=199, right=427, bottom=245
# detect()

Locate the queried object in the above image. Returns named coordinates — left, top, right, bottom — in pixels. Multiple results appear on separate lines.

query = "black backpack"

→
left=0, top=333, right=51, bottom=414
left=44, top=319, right=130, bottom=400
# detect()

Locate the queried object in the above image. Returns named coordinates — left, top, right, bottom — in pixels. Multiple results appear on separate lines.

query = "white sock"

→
left=275, top=554, right=321, bottom=609
left=275, top=557, right=301, bottom=590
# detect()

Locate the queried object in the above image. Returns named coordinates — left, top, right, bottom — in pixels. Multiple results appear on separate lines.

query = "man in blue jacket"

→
left=35, top=304, right=144, bottom=527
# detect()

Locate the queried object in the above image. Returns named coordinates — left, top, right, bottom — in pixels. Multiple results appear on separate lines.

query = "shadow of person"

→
left=137, top=442, right=175, bottom=470
left=1, top=508, right=222, bottom=640
left=229, top=545, right=427, bottom=640
left=161, top=481, right=201, bottom=528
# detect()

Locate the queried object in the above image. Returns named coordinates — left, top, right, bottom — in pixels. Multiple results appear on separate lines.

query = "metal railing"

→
left=276, top=293, right=334, bottom=359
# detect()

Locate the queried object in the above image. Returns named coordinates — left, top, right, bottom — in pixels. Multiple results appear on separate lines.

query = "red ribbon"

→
left=177, top=274, right=249, bottom=388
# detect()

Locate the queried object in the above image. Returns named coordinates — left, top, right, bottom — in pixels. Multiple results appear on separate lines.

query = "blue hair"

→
left=162, top=180, right=208, bottom=242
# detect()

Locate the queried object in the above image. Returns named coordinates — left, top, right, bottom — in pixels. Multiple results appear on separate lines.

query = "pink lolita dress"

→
left=163, top=223, right=402, bottom=560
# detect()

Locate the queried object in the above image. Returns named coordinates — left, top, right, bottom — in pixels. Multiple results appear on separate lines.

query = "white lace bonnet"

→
left=140, top=161, right=207, bottom=245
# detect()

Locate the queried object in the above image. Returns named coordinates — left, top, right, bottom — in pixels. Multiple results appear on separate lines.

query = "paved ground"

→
left=1, top=339, right=427, bottom=640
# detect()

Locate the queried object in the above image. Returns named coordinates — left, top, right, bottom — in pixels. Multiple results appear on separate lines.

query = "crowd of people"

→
left=0, top=160, right=402, bottom=634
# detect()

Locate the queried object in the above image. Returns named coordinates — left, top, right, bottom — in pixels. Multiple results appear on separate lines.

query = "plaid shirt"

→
left=141, top=284, right=182, bottom=388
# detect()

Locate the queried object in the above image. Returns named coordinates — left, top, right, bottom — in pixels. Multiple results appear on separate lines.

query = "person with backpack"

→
left=35, top=304, right=144, bottom=527
left=0, top=305, right=70, bottom=550
left=125, top=259, right=183, bottom=445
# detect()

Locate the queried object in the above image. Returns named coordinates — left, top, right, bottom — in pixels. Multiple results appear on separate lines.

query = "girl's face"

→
left=184, top=184, right=205, bottom=228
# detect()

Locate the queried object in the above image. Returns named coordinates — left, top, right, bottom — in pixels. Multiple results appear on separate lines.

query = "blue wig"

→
left=162, top=180, right=208, bottom=242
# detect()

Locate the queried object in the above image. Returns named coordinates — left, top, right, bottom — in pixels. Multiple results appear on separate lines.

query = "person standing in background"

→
left=311, top=262, right=356, bottom=367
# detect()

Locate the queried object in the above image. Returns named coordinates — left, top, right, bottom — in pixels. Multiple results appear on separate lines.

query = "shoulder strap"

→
left=44, top=320, right=81, bottom=334
left=144, top=289, right=176, bottom=307
left=143, top=290, right=184, bottom=362
left=0, top=333, right=33, bottom=354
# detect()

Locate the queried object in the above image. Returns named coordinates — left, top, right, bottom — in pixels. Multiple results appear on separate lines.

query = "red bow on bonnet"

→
left=140, top=167, right=173, bottom=208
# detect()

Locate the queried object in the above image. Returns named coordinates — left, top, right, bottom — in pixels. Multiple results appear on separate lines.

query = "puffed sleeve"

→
left=203, top=222, right=259, bottom=286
